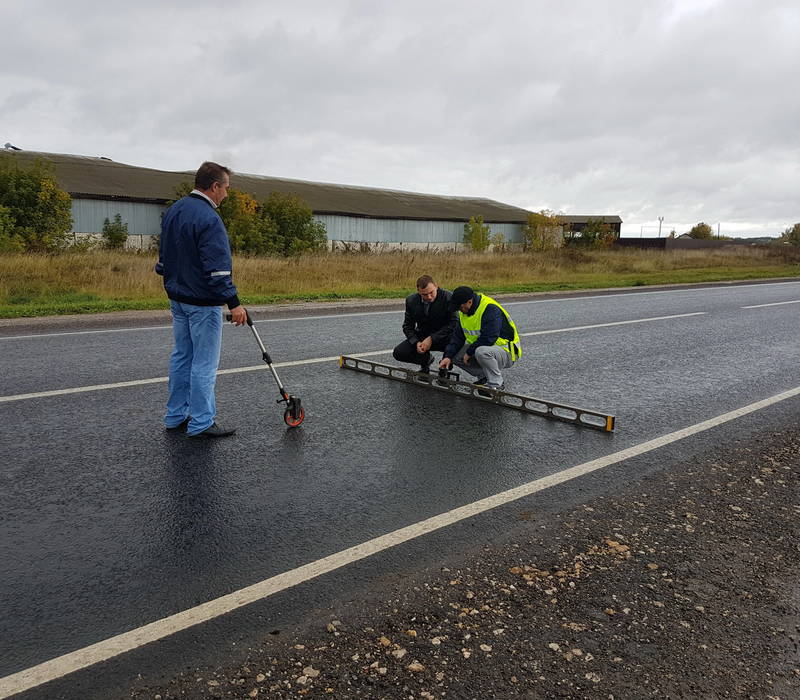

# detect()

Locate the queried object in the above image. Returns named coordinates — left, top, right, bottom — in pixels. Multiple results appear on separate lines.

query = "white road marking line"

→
left=0, top=313, right=704, bottom=404
left=2, top=383, right=799, bottom=699
left=505, top=279, right=800, bottom=306
left=741, top=300, right=800, bottom=309
left=2, top=279, right=797, bottom=341
left=0, top=350, right=392, bottom=404
left=0, top=325, right=173, bottom=341
left=0, top=311, right=402, bottom=341
left=519, top=312, right=705, bottom=337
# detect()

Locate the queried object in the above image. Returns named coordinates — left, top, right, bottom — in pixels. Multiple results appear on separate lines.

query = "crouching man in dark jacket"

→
left=393, top=275, right=457, bottom=372
left=156, top=161, right=247, bottom=439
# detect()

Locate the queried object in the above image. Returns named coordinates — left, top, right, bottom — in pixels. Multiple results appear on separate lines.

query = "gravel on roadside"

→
left=131, top=427, right=800, bottom=700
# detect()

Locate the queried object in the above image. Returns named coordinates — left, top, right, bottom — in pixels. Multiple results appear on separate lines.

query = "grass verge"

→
left=1, top=246, right=799, bottom=318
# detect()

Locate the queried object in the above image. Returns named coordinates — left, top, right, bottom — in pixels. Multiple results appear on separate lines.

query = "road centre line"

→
left=741, top=300, right=800, bottom=308
left=505, top=279, right=800, bottom=306
left=0, top=311, right=401, bottom=341
left=2, top=279, right=797, bottom=341
left=519, top=311, right=705, bottom=337
left=0, top=313, right=704, bottom=404
left=3, top=383, right=799, bottom=699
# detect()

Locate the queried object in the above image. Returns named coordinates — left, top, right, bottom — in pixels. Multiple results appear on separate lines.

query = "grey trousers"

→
left=452, top=344, right=512, bottom=388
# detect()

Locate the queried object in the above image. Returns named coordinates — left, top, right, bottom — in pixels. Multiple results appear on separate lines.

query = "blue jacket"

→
left=155, top=193, right=240, bottom=309
left=444, top=293, right=514, bottom=359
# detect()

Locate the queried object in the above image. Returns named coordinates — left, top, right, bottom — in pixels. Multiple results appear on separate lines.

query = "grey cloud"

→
left=1, top=0, right=797, bottom=236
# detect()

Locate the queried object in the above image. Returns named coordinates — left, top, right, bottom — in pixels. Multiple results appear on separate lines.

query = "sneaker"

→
left=165, top=417, right=190, bottom=431
left=188, top=422, right=236, bottom=439
left=476, top=383, right=504, bottom=398
left=473, top=376, right=488, bottom=386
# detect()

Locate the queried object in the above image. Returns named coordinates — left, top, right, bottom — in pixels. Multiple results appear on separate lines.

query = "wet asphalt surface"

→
left=2, top=280, right=800, bottom=699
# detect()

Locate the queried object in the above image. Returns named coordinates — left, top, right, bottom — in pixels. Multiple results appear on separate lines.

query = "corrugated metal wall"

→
left=71, top=199, right=165, bottom=236
left=69, top=199, right=524, bottom=244
left=315, top=214, right=523, bottom=244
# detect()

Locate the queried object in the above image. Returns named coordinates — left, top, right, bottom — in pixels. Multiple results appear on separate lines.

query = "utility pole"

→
left=717, top=222, right=721, bottom=238
left=658, top=216, right=664, bottom=238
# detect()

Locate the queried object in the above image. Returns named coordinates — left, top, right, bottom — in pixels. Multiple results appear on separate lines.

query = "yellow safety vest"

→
left=460, top=294, right=522, bottom=361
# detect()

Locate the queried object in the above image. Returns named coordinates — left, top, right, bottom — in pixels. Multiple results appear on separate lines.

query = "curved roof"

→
left=2, top=150, right=534, bottom=224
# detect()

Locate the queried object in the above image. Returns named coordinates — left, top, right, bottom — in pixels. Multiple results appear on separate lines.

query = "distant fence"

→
left=616, top=238, right=764, bottom=251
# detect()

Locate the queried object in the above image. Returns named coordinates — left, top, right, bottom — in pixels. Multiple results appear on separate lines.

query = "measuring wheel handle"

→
left=225, top=310, right=253, bottom=326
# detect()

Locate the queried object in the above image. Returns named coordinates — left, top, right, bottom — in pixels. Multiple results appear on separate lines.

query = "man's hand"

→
left=439, top=357, right=452, bottom=370
left=463, top=353, right=472, bottom=365
left=416, top=336, right=433, bottom=354
left=229, top=305, right=247, bottom=326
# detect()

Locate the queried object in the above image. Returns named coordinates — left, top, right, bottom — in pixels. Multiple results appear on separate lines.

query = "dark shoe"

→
left=188, top=422, right=236, bottom=439
left=472, top=376, right=488, bottom=386
left=165, top=417, right=190, bottom=431
left=419, top=352, right=432, bottom=372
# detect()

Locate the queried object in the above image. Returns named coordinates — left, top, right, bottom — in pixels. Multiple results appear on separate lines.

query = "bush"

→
left=522, top=210, right=562, bottom=251
left=102, top=213, right=129, bottom=249
left=581, top=218, right=617, bottom=247
left=171, top=182, right=326, bottom=256
left=779, top=223, right=800, bottom=245
left=0, top=155, right=73, bottom=252
left=218, top=189, right=275, bottom=255
left=261, top=191, right=327, bottom=256
left=687, top=222, right=714, bottom=239
left=561, top=218, right=617, bottom=248
left=463, top=215, right=493, bottom=252
left=0, top=205, right=24, bottom=252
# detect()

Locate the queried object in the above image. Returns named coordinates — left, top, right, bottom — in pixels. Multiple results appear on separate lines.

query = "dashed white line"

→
left=0, top=313, right=704, bottom=403
left=0, top=311, right=401, bottom=341
left=741, top=300, right=800, bottom=309
left=520, top=312, right=705, bottom=336
left=2, top=382, right=799, bottom=699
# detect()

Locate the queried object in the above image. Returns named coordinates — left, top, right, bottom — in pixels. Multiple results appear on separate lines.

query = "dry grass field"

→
left=1, top=245, right=799, bottom=317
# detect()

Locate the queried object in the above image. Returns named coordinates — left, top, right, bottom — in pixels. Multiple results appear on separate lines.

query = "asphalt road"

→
left=2, top=279, right=800, bottom=699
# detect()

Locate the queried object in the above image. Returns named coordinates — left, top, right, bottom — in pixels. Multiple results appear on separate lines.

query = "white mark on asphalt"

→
left=0, top=311, right=402, bottom=341
left=0, top=350, right=389, bottom=403
left=741, top=299, right=800, bottom=309
left=519, top=312, right=705, bottom=337
left=0, top=313, right=704, bottom=403
left=2, top=383, right=799, bottom=698
left=504, top=279, right=800, bottom=306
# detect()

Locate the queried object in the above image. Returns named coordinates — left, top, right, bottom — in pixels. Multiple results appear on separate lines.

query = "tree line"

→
left=463, top=211, right=618, bottom=252
left=0, top=154, right=327, bottom=255
left=464, top=212, right=800, bottom=252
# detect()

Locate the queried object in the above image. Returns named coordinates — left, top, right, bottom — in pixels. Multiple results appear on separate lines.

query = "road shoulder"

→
left=132, top=425, right=800, bottom=699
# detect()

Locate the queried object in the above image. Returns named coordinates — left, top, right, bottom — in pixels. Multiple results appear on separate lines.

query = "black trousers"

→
left=392, top=337, right=449, bottom=367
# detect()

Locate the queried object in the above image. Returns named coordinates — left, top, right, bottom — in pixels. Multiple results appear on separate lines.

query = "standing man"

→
left=393, top=275, right=457, bottom=372
left=156, top=161, right=247, bottom=438
left=439, top=286, right=522, bottom=392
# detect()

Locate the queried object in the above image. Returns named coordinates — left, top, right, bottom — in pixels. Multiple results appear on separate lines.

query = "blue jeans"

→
left=165, top=301, right=223, bottom=435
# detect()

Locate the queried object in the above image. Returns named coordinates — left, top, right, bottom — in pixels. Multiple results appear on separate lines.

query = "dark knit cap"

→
left=449, top=286, right=474, bottom=310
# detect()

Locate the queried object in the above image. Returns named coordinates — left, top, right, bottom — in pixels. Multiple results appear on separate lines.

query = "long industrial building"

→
left=2, top=149, right=621, bottom=248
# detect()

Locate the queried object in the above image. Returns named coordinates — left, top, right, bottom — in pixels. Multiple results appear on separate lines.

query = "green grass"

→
left=1, top=248, right=799, bottom=318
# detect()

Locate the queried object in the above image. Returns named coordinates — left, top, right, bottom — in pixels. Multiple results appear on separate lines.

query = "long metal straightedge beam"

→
left=339, top=356, right=616, bottom=432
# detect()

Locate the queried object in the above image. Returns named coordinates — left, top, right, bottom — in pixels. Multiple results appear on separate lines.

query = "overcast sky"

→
left=2, top=0, right=798, bottom=237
